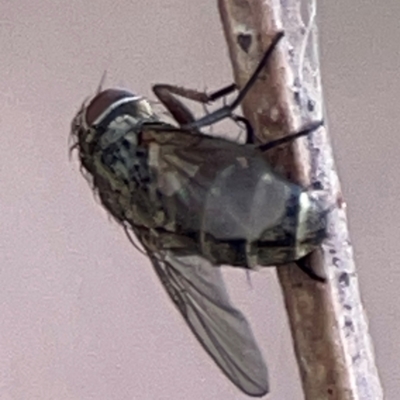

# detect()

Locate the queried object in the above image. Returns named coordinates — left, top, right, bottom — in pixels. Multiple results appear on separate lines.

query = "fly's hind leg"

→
left=296, top=255, right=326, bottom=283
left=258, top=120, right=324, bottom=152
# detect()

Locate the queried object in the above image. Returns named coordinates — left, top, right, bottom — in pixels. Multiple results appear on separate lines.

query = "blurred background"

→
left=0, top=1, right=398, bottom=399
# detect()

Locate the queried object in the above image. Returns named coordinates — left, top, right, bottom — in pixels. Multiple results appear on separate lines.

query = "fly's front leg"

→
left=152, top=83, right=238, bottom=127
left=152, top=85, right=198, bottom=126
left=153, top=32, right=285, bottom=136
left=182, top=32, right=285, bottom=131
left=207, top=83, right=237, bottom=102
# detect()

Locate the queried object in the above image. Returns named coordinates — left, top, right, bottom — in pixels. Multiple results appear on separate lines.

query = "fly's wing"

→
left=147, top=250, right=269, bottom=397
left=148, top=130, right=292, bottom=242
left=147, top=129, right=257, bottom=198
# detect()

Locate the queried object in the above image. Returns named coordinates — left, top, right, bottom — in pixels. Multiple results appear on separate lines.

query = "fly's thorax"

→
left=71, top=88, right=158, bottom=161
left=71, top=88, right=166, bottom=229
left=71, top=88, right=161, bottom=183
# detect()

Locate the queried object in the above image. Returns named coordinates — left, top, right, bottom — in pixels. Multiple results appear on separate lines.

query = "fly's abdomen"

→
left=200, top=155, right=327, bottom=267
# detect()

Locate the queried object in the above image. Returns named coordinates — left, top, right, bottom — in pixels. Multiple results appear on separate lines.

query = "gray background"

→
left=0, top=1, right=398, bottom=399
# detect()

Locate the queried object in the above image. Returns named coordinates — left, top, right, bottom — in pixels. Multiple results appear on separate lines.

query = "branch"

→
left=217, top=0, right=383, bottom=399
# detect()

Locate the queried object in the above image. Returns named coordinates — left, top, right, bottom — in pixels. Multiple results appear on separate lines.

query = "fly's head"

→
left=70, top=88, right=158, bottom=173
left=295, top=190, right=330, bottom=258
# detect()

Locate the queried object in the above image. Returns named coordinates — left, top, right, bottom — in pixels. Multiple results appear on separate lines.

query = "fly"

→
left=70, top=31, right=328, bottom=397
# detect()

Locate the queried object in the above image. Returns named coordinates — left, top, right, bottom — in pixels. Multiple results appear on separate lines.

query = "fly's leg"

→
left=152, top=31, right=284, bottom=130
left=258, top=120, right=324, bottom=152
left=200, top=84, right=236, bottom=136
left=152, top=85, right=198, bottom=126
left=152, top=83, right=238, bottom=127
left=207, top=83, right=237, bottom=101
left=296, top=255, right=326, bottom=283
left=231, top=114, right=255, bottom=144
left=152, top=83, right=244, bottom=140
left=152, top=31, right=319, bottom=148
left=181, top=31, right=285, bottom=131
left=205, top=85, right=255, bottom=143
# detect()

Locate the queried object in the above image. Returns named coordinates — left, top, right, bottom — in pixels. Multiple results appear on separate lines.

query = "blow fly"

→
left=70, top=31, right=328, bottom=397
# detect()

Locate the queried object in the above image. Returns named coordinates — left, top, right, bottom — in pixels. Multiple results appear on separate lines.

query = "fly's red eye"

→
left=85, top=89, right=135, bottom=126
